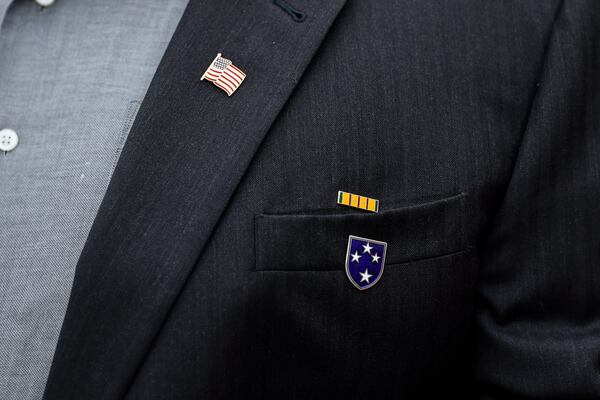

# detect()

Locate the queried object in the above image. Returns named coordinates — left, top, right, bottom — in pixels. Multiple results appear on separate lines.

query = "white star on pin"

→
left=350, top=251, right=362, bottom=263
left=359, top=268, right=373, bottom=283
left=362, top=242, right=373, bottom=254
left=371, top=253, right=380, bottom=263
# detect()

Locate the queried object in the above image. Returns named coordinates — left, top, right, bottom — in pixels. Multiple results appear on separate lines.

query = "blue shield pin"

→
left=345, top=235, right=387, bottom=290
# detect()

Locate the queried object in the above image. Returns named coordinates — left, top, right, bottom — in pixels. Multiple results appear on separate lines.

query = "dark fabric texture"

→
left=42, top=0, right=599, bottom=399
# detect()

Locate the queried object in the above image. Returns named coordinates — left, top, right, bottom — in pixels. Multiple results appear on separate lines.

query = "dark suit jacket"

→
left=42, top=0, right=600, bottom=398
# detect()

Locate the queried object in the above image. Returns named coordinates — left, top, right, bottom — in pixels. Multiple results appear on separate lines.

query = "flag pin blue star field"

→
left=201, top=53, right=246, bottom=96
left=345, top=235, right=387, bottom=290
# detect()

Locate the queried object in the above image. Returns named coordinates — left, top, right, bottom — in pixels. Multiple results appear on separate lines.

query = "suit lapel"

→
left=43, top=0, right=347, bottom=398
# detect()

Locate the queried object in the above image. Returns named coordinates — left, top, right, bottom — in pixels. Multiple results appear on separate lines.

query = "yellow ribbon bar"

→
left=337, top=191, right=379, bottom=213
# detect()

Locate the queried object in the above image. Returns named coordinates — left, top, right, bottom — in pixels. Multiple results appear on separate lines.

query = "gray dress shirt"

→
left=0, top=0, right=188, bottom=398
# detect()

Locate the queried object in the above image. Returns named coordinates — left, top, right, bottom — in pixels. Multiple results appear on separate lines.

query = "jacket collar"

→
left=43, top=0, right=346, bottom=398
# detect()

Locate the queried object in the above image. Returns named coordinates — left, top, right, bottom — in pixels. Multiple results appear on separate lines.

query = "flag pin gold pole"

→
left=201, top=53, right=222, bottom=81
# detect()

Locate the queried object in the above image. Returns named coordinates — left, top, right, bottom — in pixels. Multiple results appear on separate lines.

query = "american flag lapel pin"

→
left=201, top=53, right=246, bottom=96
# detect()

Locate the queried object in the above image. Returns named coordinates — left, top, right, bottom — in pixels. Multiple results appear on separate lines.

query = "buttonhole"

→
left=273, top=0, right=306, bottom=22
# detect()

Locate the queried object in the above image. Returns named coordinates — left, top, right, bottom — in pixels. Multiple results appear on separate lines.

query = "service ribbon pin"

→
left=201, top=53, right=246, bottom=96
left=337, top=190, right=379, bottom=213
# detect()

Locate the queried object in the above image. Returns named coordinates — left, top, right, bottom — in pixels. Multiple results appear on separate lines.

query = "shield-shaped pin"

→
left=345, top=235, right=387, bottom=290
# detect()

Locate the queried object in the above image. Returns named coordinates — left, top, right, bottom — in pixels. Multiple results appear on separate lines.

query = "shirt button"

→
left=0, top=129, right=19, bottom=153
left=35, top=0, right=55, bottom=6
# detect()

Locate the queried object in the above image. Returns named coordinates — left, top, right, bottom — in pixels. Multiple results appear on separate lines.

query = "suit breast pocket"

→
left=255, top=192, right=471, bottom=273
left=250, top=193, right=479, bottom=396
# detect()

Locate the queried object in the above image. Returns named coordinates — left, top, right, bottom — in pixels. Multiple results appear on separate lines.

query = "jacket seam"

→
left=479, top=0, right=566, bottom=243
